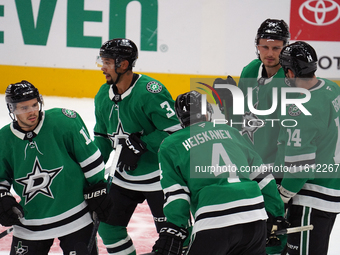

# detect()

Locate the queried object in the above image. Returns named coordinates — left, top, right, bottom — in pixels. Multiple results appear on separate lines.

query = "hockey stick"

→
left=274, top=224, right=313, bottom=235
left=0, top=227, right=13, bottom=239
left=75, top=145, right=123, bottom=255
left=107, top=144, right=123, bottom=190
left=86, top=144, right=123, bottom=254
left=87, top=212, right=100, bottom=253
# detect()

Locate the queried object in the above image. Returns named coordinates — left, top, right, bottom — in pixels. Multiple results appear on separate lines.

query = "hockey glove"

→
left=213, top=75, right=237, bottom=112
left=266, top=212, right=290, bottom=247
left=152, top=222, right=188, bottom=255
left=0, top=191, right=24, bottom=227
left=84, top=181, right=112, bottom=222
left=117, top=133, right=148, bottom=172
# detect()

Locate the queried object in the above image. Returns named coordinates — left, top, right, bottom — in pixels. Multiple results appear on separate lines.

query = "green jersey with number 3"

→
left=280, top=78, right=340, bottom=213
left=94, top=74, right=181, bottom=192
left=159, top=121, right=284, bottom=233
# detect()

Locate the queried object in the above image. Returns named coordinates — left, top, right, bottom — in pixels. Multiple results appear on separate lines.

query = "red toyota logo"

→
left=290, top=0, right=340, bottom=41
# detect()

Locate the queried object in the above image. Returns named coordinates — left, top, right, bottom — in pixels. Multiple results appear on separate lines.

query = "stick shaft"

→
left=275, top=224, right=314, bottom=235
left=107, top=144, right=123, bottom=187
left=0, top=227, right=13, bottom=239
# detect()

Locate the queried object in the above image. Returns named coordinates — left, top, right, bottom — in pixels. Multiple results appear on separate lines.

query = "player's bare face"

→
left=257, top=39, right=284, bottom=68
left=15, top=99, right=40, bottom=131
left=101, top=58, right=117, bottom=84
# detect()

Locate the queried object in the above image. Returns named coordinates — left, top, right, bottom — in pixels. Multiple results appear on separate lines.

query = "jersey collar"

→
left=257, top=64, right=279, bottom=85
left=109, top=74, right=141, bottom=102
left=309, top=79, right=325, bottom=92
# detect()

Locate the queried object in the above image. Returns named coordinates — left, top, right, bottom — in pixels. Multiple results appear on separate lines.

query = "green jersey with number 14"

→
left=280, top=78, right=340, bottom=213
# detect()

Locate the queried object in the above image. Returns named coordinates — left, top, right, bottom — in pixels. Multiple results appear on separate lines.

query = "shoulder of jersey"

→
left=46, top=108, right=78, bottom=119
left=95, top=83, right=111, bottom=98
left=0, top=123, right=11, bottom=136
left=241, top=59, right=262, bottom=77
left=138, top=74, right=165, bottom=94
left=161, top=128, right=187, bottom=148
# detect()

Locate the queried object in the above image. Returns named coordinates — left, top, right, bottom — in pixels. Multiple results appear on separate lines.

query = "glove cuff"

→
left=278, top=185, right=296, bottom=203
left=159, top=222, right=188, bottom=240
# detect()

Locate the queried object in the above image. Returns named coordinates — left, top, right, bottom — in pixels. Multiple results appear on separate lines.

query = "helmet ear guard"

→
left=175, top=90, right=213, bottom=128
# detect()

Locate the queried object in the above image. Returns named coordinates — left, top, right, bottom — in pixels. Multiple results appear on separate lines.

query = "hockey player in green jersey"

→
left=212, top=19, right=292, bottom=254
left=153, top=90, right=287, bottom=255
left=0, top=81, right=111, bottom=255
left=236, top=19, right=291, bottom=170
left=277, top=41, right=340, bottom=255
left=93, top=38, right=182, bottom=254
left=215, top=19, right=292, bottom=171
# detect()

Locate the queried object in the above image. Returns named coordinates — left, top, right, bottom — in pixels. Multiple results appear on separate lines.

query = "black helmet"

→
left=255, top=19, right=290, bottom=45
left=99, top=38, right=138, bottom=69
left=175, top=90, right=213, bottom=128
left=5, top=80, right=42, bottom=113
left=279, top=41, right=318, bottom=77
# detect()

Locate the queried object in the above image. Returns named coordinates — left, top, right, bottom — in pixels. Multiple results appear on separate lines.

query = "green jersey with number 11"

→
left=0, top=109, right=105, bottom=240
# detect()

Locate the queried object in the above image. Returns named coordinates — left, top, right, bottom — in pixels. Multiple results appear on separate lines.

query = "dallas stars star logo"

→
left=108, top=122, right=130, bottom=148
left=16, top=157, right=63, bottom=204
left=241, top=111, right=264, bottom=143
left=15, top=241, right=28, bottom=255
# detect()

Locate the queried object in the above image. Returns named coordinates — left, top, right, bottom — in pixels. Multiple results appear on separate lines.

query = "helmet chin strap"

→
left=113, top=60, right=130, bottom=84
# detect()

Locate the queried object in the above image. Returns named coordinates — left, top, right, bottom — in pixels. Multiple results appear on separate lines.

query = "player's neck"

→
left=116, top=71, right=134, bottom=94
left=264, top=65, right=280, bottom=78
left=296, top=76, right=318, bottom=90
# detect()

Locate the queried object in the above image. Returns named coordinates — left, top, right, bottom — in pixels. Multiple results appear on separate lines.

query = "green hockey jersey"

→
left=279, top=79, right=340, bottom=213
left=159, top=121, right=284, bottom=234
left=94, top=74, right=181, bottom=192
left=0, top=108, right=105, bottom=240
left=234, top=59, right=297, bottom=166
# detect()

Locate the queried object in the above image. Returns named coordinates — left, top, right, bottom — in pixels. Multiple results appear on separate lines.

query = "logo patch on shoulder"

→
left=288, top=104, right=302, bottom=117
left=62, top=108, right=77, bottom=118
left=146, top=81, right=162, bottom=93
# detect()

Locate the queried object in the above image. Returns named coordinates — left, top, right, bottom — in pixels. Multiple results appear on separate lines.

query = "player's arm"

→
left=232, top=128, right=285, bottom=217
left=65, top=113, right=106, bottom=184
left=65, top=113, right=112, bottom=221
left=159, top=142, right=191, bottom=229
left=0, top=151, right=24, bottom=226
left=153, top=142, right=189, bottom=255
left=279, top=117, right=318, bottom=203
left=248, top=150, right=285, bottom=217
left=140, top=89, right=181, bottom=154
left=93, top=100, right=113, bottom=164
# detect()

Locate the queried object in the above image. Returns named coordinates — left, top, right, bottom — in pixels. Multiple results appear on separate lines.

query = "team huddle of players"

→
left=0, top=18, right=340, bottom=255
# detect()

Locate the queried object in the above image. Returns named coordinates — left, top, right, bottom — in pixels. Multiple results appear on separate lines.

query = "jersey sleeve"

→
left=159, top=140, right=191, bottom=229
left=280, top=113, right=318, bottom=195
left=0, top=128, right=13, bottom=192
left=236, top=131, right=284, bottom=217
left=93, top=94, right=114, bottom=164
left=140, top=86, right=182, bottom=154
left=64, top=111, right=106, bottom=186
